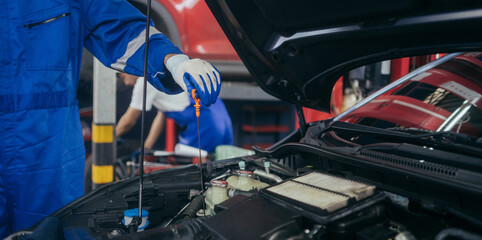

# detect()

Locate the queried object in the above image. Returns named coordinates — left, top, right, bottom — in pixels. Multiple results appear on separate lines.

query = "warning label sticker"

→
left=440, top=81, right=481, bottom=100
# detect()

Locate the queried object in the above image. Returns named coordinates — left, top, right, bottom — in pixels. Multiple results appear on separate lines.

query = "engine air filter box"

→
left=260, top=171, right=385, bottom=224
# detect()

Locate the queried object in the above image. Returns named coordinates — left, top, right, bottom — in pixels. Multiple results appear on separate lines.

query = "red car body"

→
left=129, top=0, right=242, bottom=69
left=156, top=0, right=238, bottom=61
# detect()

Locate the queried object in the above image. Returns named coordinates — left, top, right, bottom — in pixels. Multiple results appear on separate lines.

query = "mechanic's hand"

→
left=166, top=54, right=221, bottom=106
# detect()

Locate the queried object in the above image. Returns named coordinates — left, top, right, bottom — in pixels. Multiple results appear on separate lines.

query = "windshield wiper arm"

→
left=324, top=122, right=482, bottom=157
left=325, top=122, right=412, bottom=139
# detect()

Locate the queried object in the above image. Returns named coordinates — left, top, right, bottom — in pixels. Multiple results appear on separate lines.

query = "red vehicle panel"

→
left=151, top=0, right=240, bottom=61
left=348, top=95, right=451, bottom=131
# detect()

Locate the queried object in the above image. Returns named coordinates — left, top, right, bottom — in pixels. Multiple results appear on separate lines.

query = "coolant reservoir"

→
left=226, top=170, right=269, bottom=191
left=204, top=179, right=229, bottom=216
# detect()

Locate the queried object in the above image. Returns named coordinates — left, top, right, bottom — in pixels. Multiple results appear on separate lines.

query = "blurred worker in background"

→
left=0, top=0, right=220, bottom=237
left=116, top=73, right=233, bottom=152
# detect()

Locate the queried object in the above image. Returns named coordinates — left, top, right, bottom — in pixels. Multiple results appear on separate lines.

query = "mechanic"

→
left=116, top=73, right=233, bottom=152
left=0, top=0, right=220, bottom=237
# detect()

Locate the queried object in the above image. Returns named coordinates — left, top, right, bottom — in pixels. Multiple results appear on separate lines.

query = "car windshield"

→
left=339, top=53, right=482, bottom=139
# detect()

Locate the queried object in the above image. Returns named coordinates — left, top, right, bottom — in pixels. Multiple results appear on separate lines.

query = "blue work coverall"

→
left=0, top=0, right=183, bottom=236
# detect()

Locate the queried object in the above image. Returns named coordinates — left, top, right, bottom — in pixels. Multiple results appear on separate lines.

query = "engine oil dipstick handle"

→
left=192, top=89, right=201, bottom=117
left=192, top=89, right=206, bottom=216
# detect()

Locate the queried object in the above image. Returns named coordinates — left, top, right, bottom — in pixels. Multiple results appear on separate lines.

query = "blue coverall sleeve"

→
left=81, top=0, right=184, bottom=93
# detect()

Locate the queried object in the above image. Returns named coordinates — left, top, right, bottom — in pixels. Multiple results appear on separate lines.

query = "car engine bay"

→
left=10, top=125, right=482, bottom=240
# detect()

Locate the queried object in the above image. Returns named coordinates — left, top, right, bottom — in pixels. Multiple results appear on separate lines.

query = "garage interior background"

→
left=76, top=0, right=444, bottom=171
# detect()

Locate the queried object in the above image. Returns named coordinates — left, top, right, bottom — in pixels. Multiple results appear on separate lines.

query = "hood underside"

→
left=205, top=0, right=482, bottom=111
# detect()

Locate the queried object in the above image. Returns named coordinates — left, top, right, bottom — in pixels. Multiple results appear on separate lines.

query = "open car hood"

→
left=205, top=0, right=482, bottom=111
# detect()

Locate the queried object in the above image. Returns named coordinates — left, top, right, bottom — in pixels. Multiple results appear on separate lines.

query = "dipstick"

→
left=191, top=89, right=206, bottom=216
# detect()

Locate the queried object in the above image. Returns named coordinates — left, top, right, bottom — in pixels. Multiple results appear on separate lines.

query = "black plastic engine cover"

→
left=202, top=197, right=302, bottom=240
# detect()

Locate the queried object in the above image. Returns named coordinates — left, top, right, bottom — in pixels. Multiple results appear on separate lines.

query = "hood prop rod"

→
left=296, top=103, right=306, bottom=136
left=136, top=0, right=152, bottom=230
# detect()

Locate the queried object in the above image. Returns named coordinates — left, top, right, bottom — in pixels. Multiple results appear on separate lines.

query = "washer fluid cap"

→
left=235, top=170, right=253, bottom=177
left=124, top=208, right=149, bottom=217
left=123, top=208, right=149, bottom=231
left=211, top=179, right=228, bottom=187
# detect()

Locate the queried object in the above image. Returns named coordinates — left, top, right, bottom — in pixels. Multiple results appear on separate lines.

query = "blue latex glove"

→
left=166, top=54, right=221, bottom=106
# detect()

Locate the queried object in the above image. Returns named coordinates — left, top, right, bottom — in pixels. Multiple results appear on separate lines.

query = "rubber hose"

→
left=182, top=194, right=204, bottom=219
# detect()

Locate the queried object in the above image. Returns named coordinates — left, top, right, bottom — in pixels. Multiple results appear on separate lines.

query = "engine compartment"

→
left=10, top=146, right=482, bottom=240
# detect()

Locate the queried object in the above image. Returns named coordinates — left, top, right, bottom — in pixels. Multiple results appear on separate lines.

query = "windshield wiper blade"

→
left=324, top=122, right=482, bottom=157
